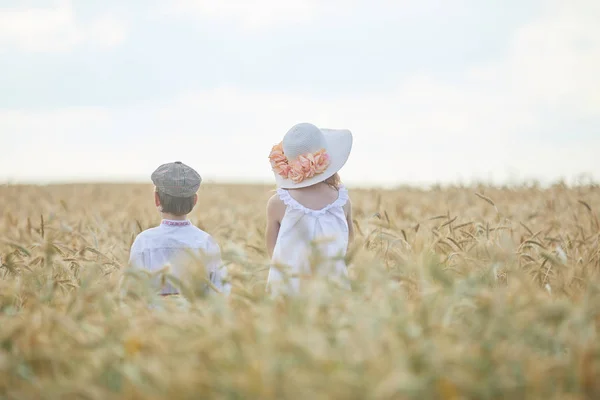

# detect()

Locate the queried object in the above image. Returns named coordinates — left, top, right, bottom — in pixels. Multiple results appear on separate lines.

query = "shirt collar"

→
left=161, top=219, right=192, bottom=227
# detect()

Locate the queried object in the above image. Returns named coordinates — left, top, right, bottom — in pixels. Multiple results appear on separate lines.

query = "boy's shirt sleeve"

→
left=128, top=235, right=145, bottom=269
left=206, top=237, right=231, bottom=295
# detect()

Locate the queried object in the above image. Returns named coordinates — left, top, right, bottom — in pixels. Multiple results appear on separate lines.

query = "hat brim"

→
left=274, top=128, right=353, bottom=189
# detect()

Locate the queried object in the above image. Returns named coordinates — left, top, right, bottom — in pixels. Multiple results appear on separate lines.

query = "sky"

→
left=0, top=0, right=599, bottom=187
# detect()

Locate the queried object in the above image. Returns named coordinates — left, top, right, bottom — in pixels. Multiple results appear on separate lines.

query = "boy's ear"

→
left=154, top=191, right=161, bottom=207
left=193, top=194, right=198, bottom=206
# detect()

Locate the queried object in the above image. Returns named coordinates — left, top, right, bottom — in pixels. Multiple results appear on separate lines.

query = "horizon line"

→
left=2, top=175, right=597, bottom=190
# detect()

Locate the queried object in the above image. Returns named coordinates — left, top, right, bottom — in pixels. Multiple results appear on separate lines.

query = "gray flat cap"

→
left=151, top=161, right=202, bottom=197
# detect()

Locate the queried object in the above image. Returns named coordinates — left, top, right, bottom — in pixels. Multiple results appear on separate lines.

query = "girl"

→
left=265, top=122, right=354, bottom=294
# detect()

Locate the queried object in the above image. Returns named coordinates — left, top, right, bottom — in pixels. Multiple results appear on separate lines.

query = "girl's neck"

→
left=290, top=182, right=328, bottom=191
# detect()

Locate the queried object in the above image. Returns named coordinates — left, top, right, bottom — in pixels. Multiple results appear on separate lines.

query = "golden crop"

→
left=1, top=182, right=599, bottom=399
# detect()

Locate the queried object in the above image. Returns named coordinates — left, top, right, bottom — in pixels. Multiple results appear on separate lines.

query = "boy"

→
left=129, top=161, right=230, bottom=296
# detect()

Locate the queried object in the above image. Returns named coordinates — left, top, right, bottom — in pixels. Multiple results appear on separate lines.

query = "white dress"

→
left=267, top=186, right=351, bottom=294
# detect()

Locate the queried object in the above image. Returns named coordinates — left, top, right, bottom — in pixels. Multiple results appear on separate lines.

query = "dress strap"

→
left=277, top=186, right=349, bottom=216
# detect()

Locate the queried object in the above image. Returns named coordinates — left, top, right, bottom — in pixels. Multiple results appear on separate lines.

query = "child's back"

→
left=265, top=123, right=354, bottom=294
left=130, top=220, right=223, bottom=295
left=267, top=182, right=352, bottom=293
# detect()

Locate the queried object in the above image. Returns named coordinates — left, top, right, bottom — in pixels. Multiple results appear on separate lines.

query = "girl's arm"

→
left=266, top=194, right=285, bottom=258
left=344, top=199, right=355, bottom=243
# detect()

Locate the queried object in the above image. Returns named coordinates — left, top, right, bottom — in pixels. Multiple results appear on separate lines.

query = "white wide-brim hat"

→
left=271, top=123, right=353, bottom=189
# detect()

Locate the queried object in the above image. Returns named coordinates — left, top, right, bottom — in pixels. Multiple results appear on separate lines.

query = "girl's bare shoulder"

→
left=267, top=192, right=286, bottom=215
left=267, top=192, right=284, bottom=205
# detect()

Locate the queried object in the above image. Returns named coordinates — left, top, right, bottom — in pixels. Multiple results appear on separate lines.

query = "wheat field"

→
left=0, top=182, right=599, bottom=399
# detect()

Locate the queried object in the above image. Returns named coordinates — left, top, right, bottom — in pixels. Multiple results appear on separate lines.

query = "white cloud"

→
left=165, top=0, right=318, bottom=29
left=468, top=0, right=600, bottom=117
left=1, top=107, right=112, bottom=159
left=1, top=79, right=597, bottom=186
left=87, top=15, right=128, bottom=48
left=155, top=0, right=451, bottom=31
left=0, top=2, right=127, bottom=52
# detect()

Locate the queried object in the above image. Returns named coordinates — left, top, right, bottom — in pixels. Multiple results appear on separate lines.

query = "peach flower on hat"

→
left=288, top=164, right=306, bottom=184
left=312, top=149, right=330, bottom=174
left=269, top=143, right=290, bottom=178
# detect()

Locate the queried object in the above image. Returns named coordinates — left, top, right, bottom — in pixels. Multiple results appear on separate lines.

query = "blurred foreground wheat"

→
left=1, top=182, right=599, bottom=399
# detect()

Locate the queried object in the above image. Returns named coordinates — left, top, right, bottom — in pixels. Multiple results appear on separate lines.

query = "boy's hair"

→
left=325, top=173, right=341, bottom=190
left=157, top=190, right=196, bottom=216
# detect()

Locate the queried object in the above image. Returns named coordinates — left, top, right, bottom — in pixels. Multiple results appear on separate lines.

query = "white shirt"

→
left=129, top=219, right=230, bottom=295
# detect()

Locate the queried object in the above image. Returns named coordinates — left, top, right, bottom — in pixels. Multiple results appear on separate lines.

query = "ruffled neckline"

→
left=276, top=186, right=349, bottom=216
